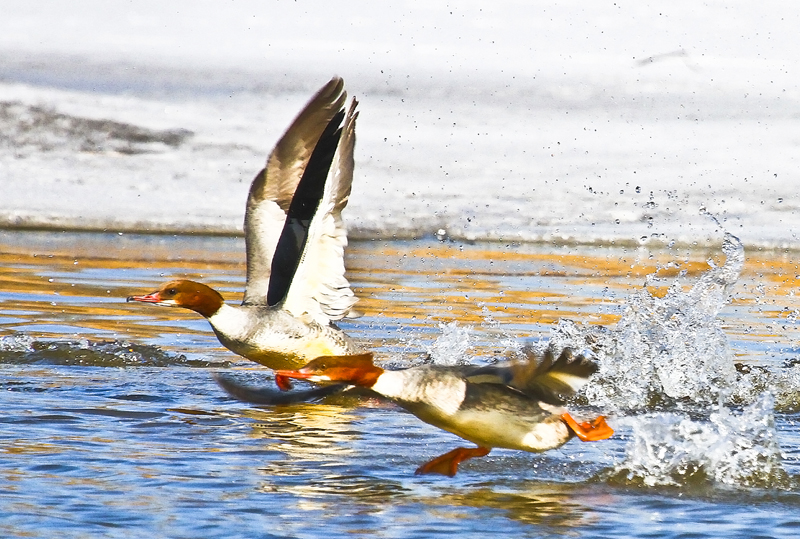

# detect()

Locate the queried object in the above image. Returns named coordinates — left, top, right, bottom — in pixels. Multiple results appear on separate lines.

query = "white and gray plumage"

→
left=217, top=346, right=614, bottom=476
left=128, top=77, right=362, bottom=369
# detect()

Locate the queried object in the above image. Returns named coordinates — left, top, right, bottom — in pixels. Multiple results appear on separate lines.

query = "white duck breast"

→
left=207, top=303, right=356, bottom=368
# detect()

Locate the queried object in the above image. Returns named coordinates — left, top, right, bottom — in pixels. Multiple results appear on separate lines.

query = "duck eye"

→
left=167, top=288, right=178, bottom=295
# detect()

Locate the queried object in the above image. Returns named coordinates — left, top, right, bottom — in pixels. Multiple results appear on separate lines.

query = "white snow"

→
left=1, top=1, right=798, bottom=248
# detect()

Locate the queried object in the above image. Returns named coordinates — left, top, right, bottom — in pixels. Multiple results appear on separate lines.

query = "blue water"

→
left=2, top=231, right=800, bottom=538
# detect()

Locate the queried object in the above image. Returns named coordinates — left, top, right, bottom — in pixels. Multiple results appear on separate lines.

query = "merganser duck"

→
left=217, top=347, right=613, bottom=476
left=128, top=77, right=362, bottom=369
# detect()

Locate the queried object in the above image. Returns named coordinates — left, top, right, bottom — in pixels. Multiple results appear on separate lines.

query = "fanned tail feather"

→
left=468, top=346, right=598, bottom=405
left=511, top=346, right=598, bottom=403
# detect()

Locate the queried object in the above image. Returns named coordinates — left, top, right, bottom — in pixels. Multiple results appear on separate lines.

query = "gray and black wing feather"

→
left=214, top=374, right=349, bottom=405
left=242, top=77, right=352, bottom=310
left=267, top=108, right=346, bottom=306
left=466, top=346, right=598, bottom=405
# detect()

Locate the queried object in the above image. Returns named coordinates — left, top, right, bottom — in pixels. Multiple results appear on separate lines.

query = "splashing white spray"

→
left=426, top=321, right=474, bottom=366
left=606, top=393, right=789, bottom=489
left=578, top=233, right=743, bottom=411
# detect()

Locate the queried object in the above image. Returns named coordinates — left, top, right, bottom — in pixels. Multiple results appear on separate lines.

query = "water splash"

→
left=539, top=232, right=798, bottom=491
left=605, top=393, right=791, bottom=490
left=732, top=361, right=800, bottom=413
left=572, top=233, right=744, bottom=411
left=479, top=304, right=529, bottom=357
left=0, top=333, right=36, bottom=353
left=547, top=232, right=800, bottom=413
left=426, top=321, right=474, bottom=366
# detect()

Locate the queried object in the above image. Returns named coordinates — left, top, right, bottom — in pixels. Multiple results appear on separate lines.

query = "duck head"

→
left=275, top=353, right=382, bottom=388
left=127, top=279, right=224, bottom=318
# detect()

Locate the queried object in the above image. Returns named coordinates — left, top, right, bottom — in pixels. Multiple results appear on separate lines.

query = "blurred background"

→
left=1, top=0, right=798, bottom=247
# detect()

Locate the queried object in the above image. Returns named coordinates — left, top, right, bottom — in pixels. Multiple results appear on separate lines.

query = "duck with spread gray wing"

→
left=128, top=77, right=362, bottom=369
left=219, top=346, right=614, bottom=476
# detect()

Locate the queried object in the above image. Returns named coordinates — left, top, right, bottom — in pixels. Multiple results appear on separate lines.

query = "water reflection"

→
left=246, top=403, right=361, bottom=459
left=427, top=484, right=597, bottom=531
left=4, top=230, right=800, bottom=537
left=3, top=230, right=799, bottom=358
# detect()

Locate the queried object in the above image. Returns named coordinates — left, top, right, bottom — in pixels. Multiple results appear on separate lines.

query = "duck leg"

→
left=274, top=373, right=293, bottom=391
left=560, top=413, right=614, bottom=442
left=414, top=446, right=491, bottom=477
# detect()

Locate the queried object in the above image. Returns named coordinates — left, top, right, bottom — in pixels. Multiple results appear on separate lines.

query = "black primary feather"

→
left=267, top=108, right=346, bottom=306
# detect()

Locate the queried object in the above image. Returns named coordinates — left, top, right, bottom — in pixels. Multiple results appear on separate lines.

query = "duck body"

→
left=372, top=366, right=572, bottom=453
left=128, top=77, right=362, bottom=369
left=244, top=347, right=614, bottom=476
left=208, top=302, right=358, bottom=370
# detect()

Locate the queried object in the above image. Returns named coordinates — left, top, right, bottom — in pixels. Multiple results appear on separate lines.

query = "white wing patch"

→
left=540, top=371, right=593, bottom=394
left=243, top=199, right=292, bottom=302
left=282, top=98, right=358, bottom=324
left=242, top=77, right=347, bottom=307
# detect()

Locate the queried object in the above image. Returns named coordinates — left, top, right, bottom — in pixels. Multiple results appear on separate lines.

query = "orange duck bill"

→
left=273, top=353, right=382, bottom=387
left=126, top=292, right=161, bottom=303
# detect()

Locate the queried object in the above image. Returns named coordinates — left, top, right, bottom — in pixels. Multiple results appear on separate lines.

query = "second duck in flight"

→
left=217, top=346, right=614, bottom=476
left=128, top=77, right=362, bottom=369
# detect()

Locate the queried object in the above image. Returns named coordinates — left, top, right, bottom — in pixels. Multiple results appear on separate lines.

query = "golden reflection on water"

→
left=1, top=230, right=798, bottom=357
left=3, top=231, right=800, bottom=537
left=245, top=403, right=361, bottom=459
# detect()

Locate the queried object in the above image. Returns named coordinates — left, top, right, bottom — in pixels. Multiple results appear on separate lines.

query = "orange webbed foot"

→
left=414, top=446, right=491, bottom=477
left=274, top=374, right=293, bottom=391
left=561, top=412, right=614, bottom=442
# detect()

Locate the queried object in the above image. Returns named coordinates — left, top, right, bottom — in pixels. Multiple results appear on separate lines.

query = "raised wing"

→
left=466, top=346, right=598, bottom=405
left=278, top=97, right=359, bottom=324
left=242, top=77, right=347, bottom=305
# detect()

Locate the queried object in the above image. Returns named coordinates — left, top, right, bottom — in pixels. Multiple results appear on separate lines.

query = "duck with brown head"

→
left=128, top=280, right=223, bottom=318
left=128, top=77, right=362, bottom=370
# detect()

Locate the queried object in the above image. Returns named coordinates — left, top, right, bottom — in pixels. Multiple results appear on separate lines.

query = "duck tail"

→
left=510, top=346, right=599, bottom=404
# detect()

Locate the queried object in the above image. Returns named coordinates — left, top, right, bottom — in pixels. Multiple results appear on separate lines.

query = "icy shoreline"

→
left=2, top=1, right=799, bottom=250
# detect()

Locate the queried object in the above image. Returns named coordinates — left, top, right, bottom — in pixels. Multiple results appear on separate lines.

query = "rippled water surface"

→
left=3, top=230, right=800, bottom=538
